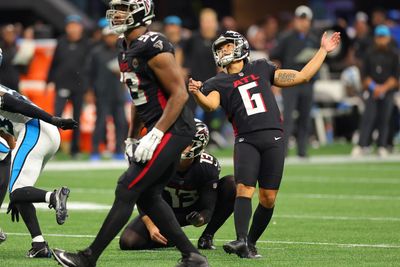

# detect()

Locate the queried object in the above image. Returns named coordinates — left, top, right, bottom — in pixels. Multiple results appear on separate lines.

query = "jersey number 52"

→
left=122, top=72, right=148, bottom=106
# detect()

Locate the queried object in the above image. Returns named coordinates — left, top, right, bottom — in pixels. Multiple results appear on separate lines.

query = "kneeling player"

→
left=119, top=119, right=236, bottom=250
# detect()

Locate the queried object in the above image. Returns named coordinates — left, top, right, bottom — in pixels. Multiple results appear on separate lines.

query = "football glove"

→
left=7, top=203, right=19, bottom=222
left=186, top=211, right=205, bottom=227
left=51, top=117, right=79, bottom=130
left=125, top=138, right=140, bottom=164
left=134, top=127, right=164, bottom=163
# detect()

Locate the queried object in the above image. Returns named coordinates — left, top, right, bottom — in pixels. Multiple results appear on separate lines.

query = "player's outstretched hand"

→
left=134, top=127, right=164, bottom=163
left=186, top=211, right=205, bottom=227
left=321, top=31, right=341, bottom=53
left=188, top=78, right=203, bottom=95
left=51, top=117, right=79, bottom=130
left=6, top=203, right=19, bottom=222
left=148, top=225, right=168, bottom=245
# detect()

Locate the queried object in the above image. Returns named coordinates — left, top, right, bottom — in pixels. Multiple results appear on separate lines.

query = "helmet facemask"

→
left=106, top=0, right=155, bottom=34
left=212, top=32, right=249, bottom=68
left=181, top=119, right=210, bottom=160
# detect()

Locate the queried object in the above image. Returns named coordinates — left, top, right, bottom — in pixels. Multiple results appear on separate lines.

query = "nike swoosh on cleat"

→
left=274, top=137, right=282, bottom=141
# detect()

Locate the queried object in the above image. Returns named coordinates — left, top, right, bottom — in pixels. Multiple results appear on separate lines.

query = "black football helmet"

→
left=212, top=30, right=250, bottom=68
left=181, top=119, right=210, bottom=159
left=106, top=0, right=155, bottom=34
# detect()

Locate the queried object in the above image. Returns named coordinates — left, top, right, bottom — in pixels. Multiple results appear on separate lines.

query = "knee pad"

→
left=0, top=137, right=10, bottom=161
left=219, top=175, right=236, bottom=195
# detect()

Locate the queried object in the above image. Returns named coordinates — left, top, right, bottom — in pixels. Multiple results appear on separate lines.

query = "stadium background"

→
left=0, top=0, right=400, bottom=266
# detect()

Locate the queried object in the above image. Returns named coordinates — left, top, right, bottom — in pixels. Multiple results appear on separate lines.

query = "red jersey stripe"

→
left=128, top=133, right=172, bottom=189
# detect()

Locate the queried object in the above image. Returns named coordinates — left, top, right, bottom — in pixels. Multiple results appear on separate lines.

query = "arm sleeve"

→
left=197, top=184, right=218, bottom=224
left=201, top=78, right=217, bottom=96
left=0, top=93, right=53, bottom=123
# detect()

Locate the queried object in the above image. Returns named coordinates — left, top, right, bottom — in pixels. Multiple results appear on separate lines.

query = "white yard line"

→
left=5, top=232, right=400, bottom=249
left=2, top=202, right=399, bottom=222
left=44, top=154, right=400, bottom=172
left=281, top=193, right=400, bottom=201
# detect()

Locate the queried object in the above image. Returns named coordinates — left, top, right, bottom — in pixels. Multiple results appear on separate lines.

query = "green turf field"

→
left=1, top=161, right=400, bottom=267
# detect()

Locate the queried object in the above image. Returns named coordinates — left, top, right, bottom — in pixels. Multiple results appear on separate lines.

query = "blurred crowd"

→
left=0, top=4, right=399, bottom=159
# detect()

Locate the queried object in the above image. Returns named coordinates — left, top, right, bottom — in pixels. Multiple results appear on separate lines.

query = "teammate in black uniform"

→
left=119, top=119, right=236, bottom=250
left=189, top=30, right=340, bottom=258
left=53, top=1, right=209, bottom=267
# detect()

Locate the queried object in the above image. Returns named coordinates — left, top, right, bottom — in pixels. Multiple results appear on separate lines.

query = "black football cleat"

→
left=0, top=228, right=6, bottom=244
left=176, top=253, right=209, bottom=267
left=27, top=242, right=52, bottom=258
left=197, top=234, right=216, bottom=250
left=52, top=248, right=96, bottom=267
left=223, top=239, right=255, bottom=258
left=51, top=186, right=70, bottom=225
left=248, top=243, right=262, bottom=258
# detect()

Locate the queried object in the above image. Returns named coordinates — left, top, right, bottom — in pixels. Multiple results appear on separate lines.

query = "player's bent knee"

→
left=236, top=183, right=255, bottom=198
left=115, top=183, right=136, bottom=203
left=259, top=189, right=278, bottom=208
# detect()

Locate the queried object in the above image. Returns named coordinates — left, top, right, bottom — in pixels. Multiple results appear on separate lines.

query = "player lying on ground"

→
left=119, top=119, right=235, bottom=250
left=189, top=30, right=340, bottom=258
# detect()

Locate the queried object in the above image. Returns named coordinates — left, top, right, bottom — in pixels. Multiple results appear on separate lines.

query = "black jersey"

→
left=202, top=59, right=282, bottom=136
left=163, top=152, right=220, bottom=212
left=118, top=31, right=195, bottom=137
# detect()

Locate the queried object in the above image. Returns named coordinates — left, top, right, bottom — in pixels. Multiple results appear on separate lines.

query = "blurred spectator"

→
left=88, top=27, right=128, bottom=161
left=371, top=7, right=387, bottom=30
left=270, top=5, right=319, bottom=158
left=12, top=27, right=36, bottom=75
left=386, top=9, right=400, bottom=46
left=184, top=8, right=219, bottom=82
left=351, top=12, right=371, bottom=65
left=261, top=15, right=279, bottom=55
left=221, top=16, right=238, bottom=32
left=47, top=15, right=91, bottom=158
left=183, top=8, right=227, bottom=147
left=246, top=25, right=268, bottom=61
left=163, top=16, right=185, bottom=67
left=351, top=25, right=400, bottom=157
left=0, top=24, right=20, bottom=91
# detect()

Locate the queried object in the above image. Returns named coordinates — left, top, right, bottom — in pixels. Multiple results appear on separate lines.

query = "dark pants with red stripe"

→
left=87, top=133, right=198, bottom=262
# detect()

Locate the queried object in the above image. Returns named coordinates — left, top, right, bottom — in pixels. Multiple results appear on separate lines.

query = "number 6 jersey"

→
left=201, top=59, right=282, bottom=136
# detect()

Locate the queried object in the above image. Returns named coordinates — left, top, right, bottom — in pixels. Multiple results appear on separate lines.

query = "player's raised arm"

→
left=273, top=32, right=341, bottom=87
left=188, top=78, right=220, bottom=112
left=148, top=52, right=188, bottom=133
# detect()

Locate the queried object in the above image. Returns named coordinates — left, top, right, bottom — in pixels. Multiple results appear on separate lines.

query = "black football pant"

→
left=358, top=90, right=395, bottom=148
left=54, top=88, right=84, bottom=156
left=87, top=133, right=199, bottom=261
left=118, top=175, right=236, bottom=250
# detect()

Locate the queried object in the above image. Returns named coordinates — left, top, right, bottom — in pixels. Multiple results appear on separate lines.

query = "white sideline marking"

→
left=282, top=193, right=400, bottom=201
left=2, top=203, right=399, bottom=222
left=1, top=202, right=112, bottom=211
left=44, top=154, right=400, bottom=171
left=6, top=232, right=400, bottom=249
left=274, top=214, right=400, bottom=222
left=287, top=176, right=400, bottom=185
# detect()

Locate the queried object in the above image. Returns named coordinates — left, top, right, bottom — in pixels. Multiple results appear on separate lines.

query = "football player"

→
left=0, top=84, right=77, bottom=255
left=0, top=48, right=77, bottom=246
left=189, top=30, right=340, bottom=258
left=119, top=119, right=235, bottom=250
left=52, top=1, right=209, bottom=267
